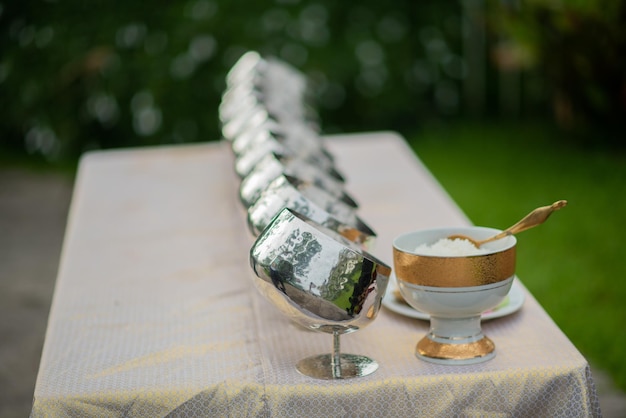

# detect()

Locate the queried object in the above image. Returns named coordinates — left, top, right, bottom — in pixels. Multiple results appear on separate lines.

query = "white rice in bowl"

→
left=414, top=238, right=490, bottom=256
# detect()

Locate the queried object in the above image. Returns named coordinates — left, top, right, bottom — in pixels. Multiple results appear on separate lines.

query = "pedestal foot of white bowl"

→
left=415, top=315, right=496, bottom=365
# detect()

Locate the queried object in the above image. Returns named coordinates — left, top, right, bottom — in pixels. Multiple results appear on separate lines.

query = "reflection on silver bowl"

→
left=250, top=208, right=391, bottom=379
left=232, top=123, right=330, bottom=164
left=234, top=136, right=335, bottom=179
left=225, top=51, right=265, bottom=87
left=239, top=152, right=347, bottom=208
left=247, top=175, right=375, bottom=249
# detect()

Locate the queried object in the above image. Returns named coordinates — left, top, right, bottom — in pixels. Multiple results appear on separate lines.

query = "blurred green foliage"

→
left=1, top=0, right=466, bottom=162
left=488, top=0, right=626, bottom=145
left=1, top=0, right=624, bottom=164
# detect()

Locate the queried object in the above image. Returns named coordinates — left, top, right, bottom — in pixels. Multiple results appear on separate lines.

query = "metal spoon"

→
left=448, top=200, right=568, bottom=247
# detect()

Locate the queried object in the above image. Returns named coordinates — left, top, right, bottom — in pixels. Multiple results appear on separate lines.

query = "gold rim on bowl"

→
left=393, top=227, right=516, bottom=288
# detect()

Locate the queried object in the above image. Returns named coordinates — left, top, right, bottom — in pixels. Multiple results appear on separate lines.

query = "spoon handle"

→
left=481, top=200, right=568, bottom=245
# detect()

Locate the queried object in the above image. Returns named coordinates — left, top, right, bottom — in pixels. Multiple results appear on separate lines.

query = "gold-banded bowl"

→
left=392, top=227, right=517, bottom=365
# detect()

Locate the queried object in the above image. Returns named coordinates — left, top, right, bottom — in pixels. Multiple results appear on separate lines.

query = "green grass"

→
left=407, top=120, right=626, bottom=391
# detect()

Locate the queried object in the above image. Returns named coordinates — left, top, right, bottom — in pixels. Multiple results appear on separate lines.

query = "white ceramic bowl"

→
left=393, top=226, right=516, bottom=365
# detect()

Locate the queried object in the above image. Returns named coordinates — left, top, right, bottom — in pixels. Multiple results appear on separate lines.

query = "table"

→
left=31, top=132, right=601, bottom=417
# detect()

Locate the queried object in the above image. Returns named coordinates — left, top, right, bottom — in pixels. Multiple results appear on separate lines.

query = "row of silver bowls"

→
left=220, top=51, right=391, bottom=379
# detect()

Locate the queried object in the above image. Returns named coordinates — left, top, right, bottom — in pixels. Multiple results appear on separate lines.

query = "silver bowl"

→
left=239, top=151, right=347, bottom=208
left=221, top=82, right=317, bottom=129
left=225, top=50, right=266, bottom=88
left=247, top=175, right=375, bottom=248
left=221, top=105, right=272, bottom=143
left=219, top=83, right=263, bottom=125
left=250, top=208, right=391, bottom=379
left=234, top=133, right=335, bottom=179
left=221, top=53, right=318, bottom=140
left=231, top=118, right=322, bottom=157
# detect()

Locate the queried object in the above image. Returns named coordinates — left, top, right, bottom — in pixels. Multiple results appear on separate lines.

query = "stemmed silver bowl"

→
left=250, top=208, right=391, bottom=379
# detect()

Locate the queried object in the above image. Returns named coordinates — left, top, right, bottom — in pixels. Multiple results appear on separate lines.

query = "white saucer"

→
left=382, top=275, right=525, bottom=321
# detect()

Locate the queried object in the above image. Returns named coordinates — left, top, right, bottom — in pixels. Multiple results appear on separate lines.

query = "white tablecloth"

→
left=31, top=132, right=601, bottom=417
